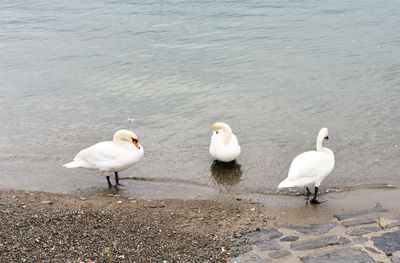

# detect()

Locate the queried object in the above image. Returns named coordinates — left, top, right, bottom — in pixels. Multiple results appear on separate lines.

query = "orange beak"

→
left=133, top=140, right=140, bottom=149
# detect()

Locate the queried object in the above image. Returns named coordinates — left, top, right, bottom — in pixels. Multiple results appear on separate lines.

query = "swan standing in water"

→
left=63, top=129, right=144, bottom=188
left=278, top=127, right=334, bottom=204
left=209, top=122, right=241, bottom=162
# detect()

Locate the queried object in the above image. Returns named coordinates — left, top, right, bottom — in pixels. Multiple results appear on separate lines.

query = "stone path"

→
left=228, top=203, right=400, bottom=263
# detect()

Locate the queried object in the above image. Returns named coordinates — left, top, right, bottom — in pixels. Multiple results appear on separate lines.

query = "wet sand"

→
left=0, top=187, right=399, bottom=262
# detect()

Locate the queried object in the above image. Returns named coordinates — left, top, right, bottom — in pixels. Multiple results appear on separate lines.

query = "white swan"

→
left=278, top=127, right=334, bottom=204
left=63, top=129, right=144, bottom=188
left=209, top=122, right=241, bottom=162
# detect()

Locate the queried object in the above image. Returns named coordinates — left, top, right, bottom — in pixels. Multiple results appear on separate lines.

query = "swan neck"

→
left=222, top=125, right=232, bottom=145
left=113, top=132, right=125, bottom=147
left=316, top=134, right=324, bottom=152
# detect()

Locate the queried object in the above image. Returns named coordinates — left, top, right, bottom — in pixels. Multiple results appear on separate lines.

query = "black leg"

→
left=310, top=186, right=322, bottom=204
left=106, top=175, right=112, bottom=188
left=306, top=187, right=311, bottom=197
left=115, top=171, right=123, bottom=186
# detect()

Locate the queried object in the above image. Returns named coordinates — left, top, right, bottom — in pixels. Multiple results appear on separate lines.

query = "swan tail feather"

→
left=278, top=178, right=295, bottom=188
left=63, top=161, right=81, bottom=168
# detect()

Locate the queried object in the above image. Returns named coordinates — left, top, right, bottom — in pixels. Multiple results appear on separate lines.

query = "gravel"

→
left=0, top=190, right=269, bottom=262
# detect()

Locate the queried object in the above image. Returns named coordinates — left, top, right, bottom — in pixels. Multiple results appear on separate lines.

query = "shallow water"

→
left=1, top=0, right=399, bottom=198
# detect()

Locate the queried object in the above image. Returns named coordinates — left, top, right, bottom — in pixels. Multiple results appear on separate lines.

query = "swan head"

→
left=319, top=127, right=329, bottom=140
left=316, top=127, right=329, bottom=152
left=212, top=122, right=233, bottom=145
left=113, top=129, right=141, bottom=149
left=212, top=122, right=230, bottom=134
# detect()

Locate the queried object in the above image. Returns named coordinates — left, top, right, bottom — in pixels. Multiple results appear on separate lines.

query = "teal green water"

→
left=1, top=1, right=399, bottom=198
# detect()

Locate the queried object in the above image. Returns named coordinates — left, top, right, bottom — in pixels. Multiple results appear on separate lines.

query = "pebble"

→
left=41, top=200, right=53, bottom=205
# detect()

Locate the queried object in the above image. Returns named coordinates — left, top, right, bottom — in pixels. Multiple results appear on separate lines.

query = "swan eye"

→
left=324, top=136, right=329, bottom=140
left=216, top=131, right=218, bottom=134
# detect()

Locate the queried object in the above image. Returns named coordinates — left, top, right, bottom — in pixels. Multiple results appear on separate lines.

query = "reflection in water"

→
left=210, top=160, right=243, bottom=186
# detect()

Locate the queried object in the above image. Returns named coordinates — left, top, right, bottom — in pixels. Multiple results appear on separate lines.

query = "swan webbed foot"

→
left=309, top=186, right=326, bottom=204
left=310, top=198, right=326, bottom=204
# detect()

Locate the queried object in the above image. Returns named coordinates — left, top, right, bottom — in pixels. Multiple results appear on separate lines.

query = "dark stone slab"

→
left=291, top=235, right=350, bottom=251
left=388, top=221, right=400, bottom=229
left=372, top=230, right=400, bottom=256
left=280, top=235, right=299, bottom=242
left=334, top=203, right=387, bottom=221
left=229, top=251, right=261, bottom=263
left=257, top=240, right=281, bottom=251
left=269, top=250, right=290, bottom=259
left=283, top=222, right=337, bottom=236
left=300, top=248, right=375, bottom=263
left=238, top=228, right=283, bottom=244
left=346, top=226, right=381, bottom=236
left=353, top=237, right=369, bottom=244
left=365, top=247, right=380, bottom=254
left=342, top=218, right=376, bottom=227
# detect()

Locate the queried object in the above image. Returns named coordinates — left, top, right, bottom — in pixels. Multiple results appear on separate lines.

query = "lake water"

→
left=1, top=0, right=399, bottom=199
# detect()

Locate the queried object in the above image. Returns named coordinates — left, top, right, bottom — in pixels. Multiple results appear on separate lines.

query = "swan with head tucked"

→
left=63, top=129, right=144, bottom=188
left=209, top=122, right=241, bottom=162
left=278, top=127, right=334, bottom=204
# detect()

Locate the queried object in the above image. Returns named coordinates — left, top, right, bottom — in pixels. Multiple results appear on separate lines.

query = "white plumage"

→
left=209, top=122, right=241, bottom=162
left=63, top=129, right=144, bottom=187
left=278, top=127, right=334, bottom=204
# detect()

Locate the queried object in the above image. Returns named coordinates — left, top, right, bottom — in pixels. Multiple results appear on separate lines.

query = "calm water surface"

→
left=1, top=0, right=399, bottom=198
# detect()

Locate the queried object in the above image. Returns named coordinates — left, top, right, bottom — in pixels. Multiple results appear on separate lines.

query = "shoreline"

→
left=1, top=187, right=399, bottom=262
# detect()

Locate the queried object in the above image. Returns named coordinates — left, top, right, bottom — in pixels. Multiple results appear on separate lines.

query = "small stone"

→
left=280, top=236, right=299, bottom=242
left=228, top=251, right=260, bottom=263
left=79, top=197, right=87, bottom=201
left=116, top=201, right=122, bottom=204
left=127, top=197, right=134, bottom=200
left=346, top=226, right=381, bottom=236
left=291, top=235, right=350, bottom=251
left=229, top=244, right=252, bottom=253
left=41, top=200, right=52, bottom=205
left=378, top=218, right=398, bottom=229
left=268, top=250, right=290, bottom=258
left=342, top=218, right=376, bottom=227
left=301, top=248, right=374, bottom=263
